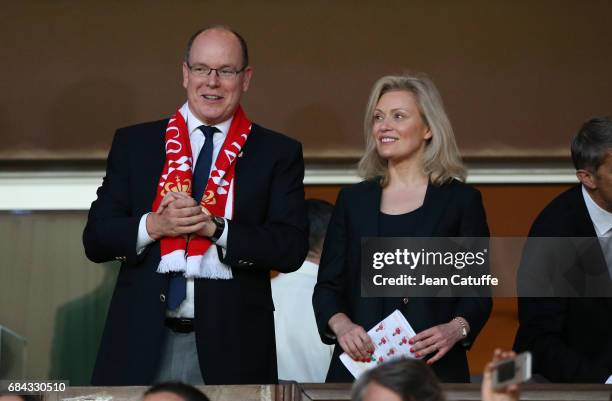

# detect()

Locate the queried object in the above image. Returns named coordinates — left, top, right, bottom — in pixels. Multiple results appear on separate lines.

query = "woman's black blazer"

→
left=313, top=178, right=492, bottom=382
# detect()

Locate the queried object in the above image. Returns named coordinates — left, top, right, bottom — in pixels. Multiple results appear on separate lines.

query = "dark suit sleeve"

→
left=221, top=141, right=308, bottom=273
left=453, top=188, right=492, bottom=347
left=514, top=220, right=610, bottom=382
left=514, top=298, right=609, bottom=382
left=83, top=129, right=143, bottom=265
left=312, top=189, right=349, bottom=345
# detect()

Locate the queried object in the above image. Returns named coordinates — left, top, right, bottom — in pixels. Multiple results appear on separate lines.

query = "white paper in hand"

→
left=339, top=309, right=423, bottom=379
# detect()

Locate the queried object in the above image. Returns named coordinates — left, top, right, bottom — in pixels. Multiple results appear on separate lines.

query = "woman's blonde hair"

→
left=357, top=73, right=466, bottom=186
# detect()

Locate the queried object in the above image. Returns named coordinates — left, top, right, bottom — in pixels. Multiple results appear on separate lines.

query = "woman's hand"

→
left=408, top=319, right=464, bottom=364
left=329, top=313, right=374, bottom=362
left=481, top=349, right=520, bottom=401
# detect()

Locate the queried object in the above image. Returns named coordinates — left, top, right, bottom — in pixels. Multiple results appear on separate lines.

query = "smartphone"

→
left=492, top=351, right=532, bottom=389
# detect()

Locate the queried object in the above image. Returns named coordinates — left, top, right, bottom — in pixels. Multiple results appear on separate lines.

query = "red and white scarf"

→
left=153, top=105, right=251, bottom=279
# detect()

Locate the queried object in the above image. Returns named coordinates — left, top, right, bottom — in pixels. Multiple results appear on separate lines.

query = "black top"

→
left=378, top=207, right=423, bottom=237
left=379, top=207, right=424, bottom=319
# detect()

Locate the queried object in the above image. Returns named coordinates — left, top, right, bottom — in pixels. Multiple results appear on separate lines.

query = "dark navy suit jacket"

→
left=514, top=184, right=612, bottom=382
left=83, top=118, right=308, bottom=385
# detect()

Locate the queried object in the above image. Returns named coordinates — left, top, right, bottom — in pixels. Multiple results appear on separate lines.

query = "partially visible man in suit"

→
left=272, top=199, right=335, bottom=383
left=514, top=117, right=612, bottom=383
left=83, top=25, right=308, bottom=385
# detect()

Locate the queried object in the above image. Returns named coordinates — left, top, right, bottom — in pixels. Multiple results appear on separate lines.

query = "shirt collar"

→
left=181, top=102, right=233, bottom=139
left=582, top=185, right=612, bottom=236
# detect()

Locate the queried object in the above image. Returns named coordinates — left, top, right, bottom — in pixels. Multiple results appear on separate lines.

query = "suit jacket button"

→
left=403, top=298, right=409, bottom=304
left=160, top=294, right=166, bottom=303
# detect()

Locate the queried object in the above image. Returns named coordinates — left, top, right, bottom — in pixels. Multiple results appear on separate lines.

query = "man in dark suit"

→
left=83, top=25, right=308, bottom=385
left=514, top=117, right=612, bottom=383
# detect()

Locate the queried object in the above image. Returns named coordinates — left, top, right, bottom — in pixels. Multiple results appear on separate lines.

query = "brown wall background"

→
left=2, top=1, right=612, bottom=160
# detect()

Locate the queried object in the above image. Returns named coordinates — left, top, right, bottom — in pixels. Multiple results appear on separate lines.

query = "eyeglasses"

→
left=187, top=64, right=246, bottom=79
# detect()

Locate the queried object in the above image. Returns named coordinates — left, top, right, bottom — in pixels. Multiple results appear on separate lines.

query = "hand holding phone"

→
left=492, top=351, right=532, bottom=389
left=482, top=349, right=530, bottom=401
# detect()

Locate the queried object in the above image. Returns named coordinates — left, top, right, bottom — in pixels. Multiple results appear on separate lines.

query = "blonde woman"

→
left=313, top=74, right=491, bottom=382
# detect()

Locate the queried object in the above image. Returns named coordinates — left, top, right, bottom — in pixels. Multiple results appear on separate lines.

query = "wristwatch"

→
left=453, top=317, right=469, bottom=338
left=210, top=215, right=225, bottom=242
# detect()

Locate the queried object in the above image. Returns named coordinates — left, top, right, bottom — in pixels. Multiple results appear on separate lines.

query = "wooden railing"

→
left=42, top=383, right=611, bottom=401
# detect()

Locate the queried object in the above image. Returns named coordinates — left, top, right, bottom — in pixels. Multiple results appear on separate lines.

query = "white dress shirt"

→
left=136, top=102, right=232, bottom=317
left=272, top=260, right=334, bottom=382
left=582, top=185, right=612, bottom=238
left=580, top=186, right=612, bottom=384
left=582, top=185, right=612, bottom=278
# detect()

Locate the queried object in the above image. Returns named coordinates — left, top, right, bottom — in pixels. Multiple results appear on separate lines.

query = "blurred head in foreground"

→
left=351, top=358, right=445, bottom=401
left=143, top=382, right=210, bottom=401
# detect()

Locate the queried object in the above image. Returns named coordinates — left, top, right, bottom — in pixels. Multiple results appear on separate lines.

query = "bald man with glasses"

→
left=84, top=25, right=308, bottom=386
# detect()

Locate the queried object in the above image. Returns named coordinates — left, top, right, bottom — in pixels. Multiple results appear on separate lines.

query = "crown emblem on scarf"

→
left=202, top=190, right=217, bottom=205
left=161, top=177, right=191, bottom=197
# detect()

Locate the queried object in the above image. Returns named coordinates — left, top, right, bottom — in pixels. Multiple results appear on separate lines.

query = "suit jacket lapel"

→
left=351, top=179, right=382, bottom=238
left=136, top=119, right=168, bottom=215
left=353, top=180, right=384, bottom=319
left=413, top=181, right=452, bottom=236
left=570, top=185, right=598, bottom=236
left=229, top=124, right=257, bottom=221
